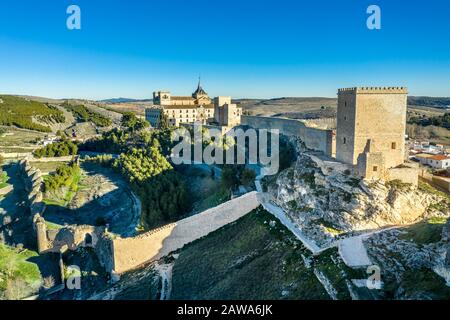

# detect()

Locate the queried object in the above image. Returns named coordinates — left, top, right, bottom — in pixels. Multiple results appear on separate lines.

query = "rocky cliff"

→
left=266, top=138, right=450, bottom=247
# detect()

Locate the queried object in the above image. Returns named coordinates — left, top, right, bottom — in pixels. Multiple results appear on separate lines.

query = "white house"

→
left=417, top=154, right=450, bottom=169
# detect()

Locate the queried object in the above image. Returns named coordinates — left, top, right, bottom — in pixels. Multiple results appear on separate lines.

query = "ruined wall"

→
left=386, top=167, right=418, bottom=186
left=110, top=191, right=261, bottom=274
left=241, top=116, right=335, bottom=157
left=18, top=160, right=45, bottom=217
left=431, top=176, right=450, bottom=191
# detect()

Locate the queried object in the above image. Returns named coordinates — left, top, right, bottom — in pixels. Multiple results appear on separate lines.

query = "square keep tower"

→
left=336, top=87, right=408, bottom=170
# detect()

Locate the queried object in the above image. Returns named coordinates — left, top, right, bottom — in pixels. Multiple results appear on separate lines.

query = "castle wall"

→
left=387, top=167, right=419, bottom=186
left=300, top=118, right=337, bottom=130
left=110, top=191, right=261, bottom=274
left=241, top=116, right=335, bottom=157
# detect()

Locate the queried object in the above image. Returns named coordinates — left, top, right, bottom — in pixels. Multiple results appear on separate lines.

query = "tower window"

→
left=344, top=116, right=347, bottom=121
left=344, top=101, right=347, bottom=107
left=391, top=142, right=396, bottom=150
left=373, top=166, right=378, bottom=172
left=343, top=137, right=346, bottom=144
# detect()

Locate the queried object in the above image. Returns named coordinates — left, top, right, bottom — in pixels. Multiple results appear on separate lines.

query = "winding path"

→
left=255, top=167, right=376, bottom=267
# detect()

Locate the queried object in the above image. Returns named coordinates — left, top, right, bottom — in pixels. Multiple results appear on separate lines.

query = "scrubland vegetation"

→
left=0, top=95, right=65, bottom=132
left=62, top=102, right=112, bottom=127
left=171, top=207, right=329, bottom=299
left=33, top=140, right=78, bottom=158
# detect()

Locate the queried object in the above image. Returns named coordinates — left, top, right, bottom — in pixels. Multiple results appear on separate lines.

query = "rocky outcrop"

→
left=266, top=138, right=449, bottom=246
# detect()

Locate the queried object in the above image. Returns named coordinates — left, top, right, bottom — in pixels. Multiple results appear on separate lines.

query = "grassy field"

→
left=29, top=161, right=66, bottom=174
left=0, top=127, right=46, bottom=148
left=0, top=170, right=9, bottom=189
left=171, top=207, right=329, bottom=300
left=0, top=244, right=42, bottom=299
left=238, top=97, right=337, bottom=118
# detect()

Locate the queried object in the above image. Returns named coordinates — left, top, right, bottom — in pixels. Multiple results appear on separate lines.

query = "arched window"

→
left=85, top=234, right=93, bottom=246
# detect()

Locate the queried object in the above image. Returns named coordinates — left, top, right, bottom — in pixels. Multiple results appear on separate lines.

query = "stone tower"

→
left=214, top=96, right=242, bottom=127
left=35, top=216, right=48, bottom=253
left=336, top=87, right=408, bottom=176
left=153, top=91, right=171, bottom=105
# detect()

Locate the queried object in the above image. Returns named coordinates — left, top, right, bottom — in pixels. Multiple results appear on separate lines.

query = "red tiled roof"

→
left=429, top=155, right=450, bottom=161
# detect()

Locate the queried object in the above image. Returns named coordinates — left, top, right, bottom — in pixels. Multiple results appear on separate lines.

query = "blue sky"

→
left=0, top=0, right=450, bottom=100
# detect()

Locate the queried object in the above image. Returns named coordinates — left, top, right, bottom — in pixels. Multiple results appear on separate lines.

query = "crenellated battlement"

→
left=338, top=87, right=408, bottom=94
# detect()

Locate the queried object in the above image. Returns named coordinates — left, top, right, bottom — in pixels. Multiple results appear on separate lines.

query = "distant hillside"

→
left=99, top=98, right=152, bottom=104
left=237, top=97, right=337, bottom=118
left=238, top=96, right=450, bottom=118
left=0, top=95, right=65, bottom=132
left=0, top=95, right=123, bottom=136
left=408, top=96, right=450, bottom=108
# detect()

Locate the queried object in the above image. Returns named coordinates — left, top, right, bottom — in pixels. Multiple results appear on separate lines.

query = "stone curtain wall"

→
left=110, top=191, right=261, bottom=274
left=241, top=116, right=335, bottom=157
left=18, top=160, right=46, bottom=217
left=300, top=118, right=337, bottom=130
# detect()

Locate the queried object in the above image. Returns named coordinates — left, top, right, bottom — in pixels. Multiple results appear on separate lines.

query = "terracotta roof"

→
left=171, top=96, right=194, bottom=101
left=162, top=104, right=214, bottom=110
left=429, top=155, right=450, bottom=161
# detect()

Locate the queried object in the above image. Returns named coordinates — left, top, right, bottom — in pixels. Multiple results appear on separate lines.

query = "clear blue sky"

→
left=1, top=0, right=450, bottom=100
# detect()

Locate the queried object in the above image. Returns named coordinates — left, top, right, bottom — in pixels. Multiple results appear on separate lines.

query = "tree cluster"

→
left=43, top=163, right=80, bottom=193
left=121, top=112, right=149, bottom=132
left=33, top=140, right=78, bottom=158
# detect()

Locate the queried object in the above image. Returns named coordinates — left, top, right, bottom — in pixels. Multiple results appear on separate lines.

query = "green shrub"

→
left=121, top=112, right=149, bottom=131
left=84, top=154, right=114, bottom=167
left=240, top=168, right=256, bottom=187
left=43, top=163, right=81, bottom=193
left=33, top=140, right=78, bottom=158
left=386, top=179, right=412, bottom=190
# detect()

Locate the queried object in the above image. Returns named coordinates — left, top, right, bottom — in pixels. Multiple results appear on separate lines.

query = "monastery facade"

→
left=146, top=80, right=242, bottom=128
